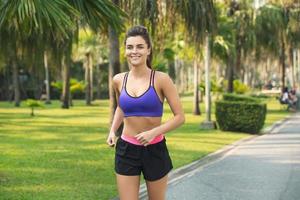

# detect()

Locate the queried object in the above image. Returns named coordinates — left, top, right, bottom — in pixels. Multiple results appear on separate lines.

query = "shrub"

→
left=215, top=101, right=267, bottom=134
left=250, top=93, right=270, bottom=99
left=26, top=99, right=43, bottom=116
left=233, top=79, right=249, bottom=94
left=223, top=93, right=260, bottom=103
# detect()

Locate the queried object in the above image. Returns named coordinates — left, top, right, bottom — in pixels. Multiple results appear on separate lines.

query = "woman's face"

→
left=125, top=36, right=150, bottom=67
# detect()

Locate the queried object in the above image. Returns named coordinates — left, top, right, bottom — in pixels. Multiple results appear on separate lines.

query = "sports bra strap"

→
left=122, top=72, right=129, bottom=89
left=150, top=70, right=155, bottom=86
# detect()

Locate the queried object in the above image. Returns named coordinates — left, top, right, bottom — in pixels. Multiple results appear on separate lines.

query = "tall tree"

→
left=0, top=0, right=78, bottom=106
left=255, top=3, right=288, bottom=90
left=173, top=0, right=217, bottom=127
left=61, top=0, right=126, bottom=108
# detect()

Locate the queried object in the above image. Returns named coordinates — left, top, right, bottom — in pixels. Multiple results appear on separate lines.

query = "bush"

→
left=215, top=101, right=267, bottom=134
left=26, top=99, right=43, bottom=116
left=233, top=80, right=249, bottom=94
left=223, top=93, right=260, bottom=103
left=250, top=93, right=270, bottom=99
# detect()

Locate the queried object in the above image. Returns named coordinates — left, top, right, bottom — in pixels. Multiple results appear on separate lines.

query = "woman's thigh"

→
left=146, top=174, right=168, bottom=200
left=116, top=174, right=140, bottom=200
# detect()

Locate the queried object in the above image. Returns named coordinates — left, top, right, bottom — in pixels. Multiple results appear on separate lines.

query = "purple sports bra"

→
left=119, top=70, right=163, bottom=117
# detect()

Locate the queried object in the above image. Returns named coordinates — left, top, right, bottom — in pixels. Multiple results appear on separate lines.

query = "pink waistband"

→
left=121, top=134, right=164, bottom=146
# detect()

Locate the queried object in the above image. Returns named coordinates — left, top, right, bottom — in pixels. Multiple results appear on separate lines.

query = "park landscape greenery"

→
left=0, top=97, right=289, bottom=200
left=0, top=0, right=300, bottom=199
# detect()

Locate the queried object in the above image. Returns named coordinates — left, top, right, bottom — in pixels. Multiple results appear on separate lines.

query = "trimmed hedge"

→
left=223, top=93, right=260, bottom=103
left=215, top=100, right=267, bottom=134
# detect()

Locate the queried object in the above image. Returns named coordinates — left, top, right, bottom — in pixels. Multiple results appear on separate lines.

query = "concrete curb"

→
left=260, top=114, right=293, bottom=134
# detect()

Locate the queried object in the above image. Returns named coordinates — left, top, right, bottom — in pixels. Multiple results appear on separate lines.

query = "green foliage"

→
left=223, top=93, right=260, bottom=103
left=51, top=81, right=63, bottom=90
left=152, top=55, right=167, bottom=72
left=0, top=98, right=290, bottom=199
left=250, top=93, right=270, bottom=99
left=70, top=79, right=85, bottom=94
left=199, top=80, right=224, bottom=93
left=25, top=99, right=43, bottom=116
left=233, top=79, right=250, bottom=94
left=216, top=100, right=267, bottom=134
left=163, top=48, right=175, bottom=60
left=51, top=79, right=85, bottom=95
left=26, top=99, right=43, bottom=108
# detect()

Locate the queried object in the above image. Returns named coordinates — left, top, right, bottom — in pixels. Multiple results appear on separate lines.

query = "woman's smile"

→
left=125, top=36, right=150, bottom=67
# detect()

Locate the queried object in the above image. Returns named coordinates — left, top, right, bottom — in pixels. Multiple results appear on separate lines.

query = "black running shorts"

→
left=115, top=137, right=173, bottom=181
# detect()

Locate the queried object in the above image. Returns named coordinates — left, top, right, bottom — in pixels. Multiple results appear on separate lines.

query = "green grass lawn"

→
left=0, top=97, right=290, bottom=200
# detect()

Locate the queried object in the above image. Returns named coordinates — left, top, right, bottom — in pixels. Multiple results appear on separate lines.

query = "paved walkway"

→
left=163, top=113, right=300, bottom=200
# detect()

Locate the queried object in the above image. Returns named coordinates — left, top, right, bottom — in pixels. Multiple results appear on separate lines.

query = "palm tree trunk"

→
left=12, top=58, right=20, bottom=107
left=193, top=58, right=200, bottom=115
left=298, top=49, right=300, bottom=88
left=85, top=53, right=92, bottom=105
left=90, top=55, right=93, bottom=101
left=289, top=47, right=295, bottom=88
left=227, top=57, right=234, bottom=93
left=61, top=43, right=71, bottom=109
left=95, top=64, right=101, bottom=99
left=204, top=34, right=211, bottom=122
left=280, top=34, right=286, bottom=91
left=44, top=51, right=51, bottom=104
left=108, top=8, right=122, bottom=135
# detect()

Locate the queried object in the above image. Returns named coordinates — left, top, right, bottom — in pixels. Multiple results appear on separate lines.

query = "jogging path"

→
left=161, top=113, right=300, bottom=200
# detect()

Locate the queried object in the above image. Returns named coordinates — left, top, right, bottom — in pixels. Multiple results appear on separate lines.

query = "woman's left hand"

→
left=134, top=129, right=157, bottom=146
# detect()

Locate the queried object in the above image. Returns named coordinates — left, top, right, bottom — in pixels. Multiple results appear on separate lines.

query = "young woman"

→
left=106, top=25, right=185, bottom=200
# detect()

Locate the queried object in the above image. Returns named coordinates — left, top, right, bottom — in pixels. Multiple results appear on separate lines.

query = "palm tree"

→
left=173, top=0, right=217, bottom=127
left=0, top=0, right=126, bottom=108
left=224, top=0, right=255, bottom=92
left=72, top=29, right=105, bottom=105
left=60, top=0, right=126, bottom=108
left=0, top=0, right=78, bottom=107
left=255, top=3, right=288, bottom=90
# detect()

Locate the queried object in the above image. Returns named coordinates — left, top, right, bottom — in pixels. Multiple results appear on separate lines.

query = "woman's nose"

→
left=131, top=47, right=138, bottom=53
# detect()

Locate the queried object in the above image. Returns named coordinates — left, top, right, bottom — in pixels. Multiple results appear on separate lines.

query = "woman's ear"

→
left=147, top=48, right=151, bottom=56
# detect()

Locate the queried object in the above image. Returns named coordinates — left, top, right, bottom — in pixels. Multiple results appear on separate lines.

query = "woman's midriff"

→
left=121, top=116, right=163, bottom=145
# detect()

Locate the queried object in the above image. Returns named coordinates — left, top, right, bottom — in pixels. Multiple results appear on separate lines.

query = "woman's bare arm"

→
left=107, top=74, right=124, bottom=146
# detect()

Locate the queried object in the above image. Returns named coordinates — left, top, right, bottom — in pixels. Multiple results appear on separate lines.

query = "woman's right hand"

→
left=106, top=131, right=117, bottom=147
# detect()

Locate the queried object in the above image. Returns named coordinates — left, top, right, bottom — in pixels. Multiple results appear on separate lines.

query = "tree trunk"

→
left=204, top=34, right=211, bottom=122
left=289, top=47, right=295, bottom=88
left=95, top=64, right=101, bottom=99
left=227, top=57, right=234, bottom=93
left=90, top=54, right=94, bottom=101
left=85, top=53, right=92, bottom=105
left=280, top=34, right=286, bottom=91
left=297, top=49, right=300, bottom=89
left=12, top=58, right=20, bottom=107
left=235, top=38, right=242, bottom=80
left=44, top=51, right=51, bottom=104
left=61, top=43, right=71, bottom=109
left=108, top=6, right=122, bottom=135
left=193, top=58, right=200, bottom=115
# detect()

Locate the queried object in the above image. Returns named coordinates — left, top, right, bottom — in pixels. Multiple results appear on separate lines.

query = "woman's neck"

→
left=129, top=66, right=150, bottom=78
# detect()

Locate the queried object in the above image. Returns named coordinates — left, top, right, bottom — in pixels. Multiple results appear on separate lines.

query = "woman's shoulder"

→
left=153, top=70, right=173, bottom=83
left=113, top=72, right=127, bottom=82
